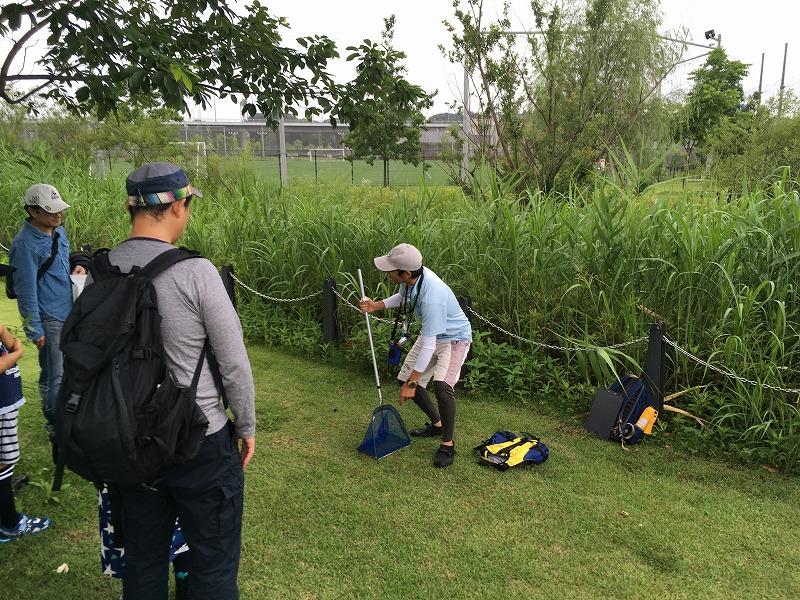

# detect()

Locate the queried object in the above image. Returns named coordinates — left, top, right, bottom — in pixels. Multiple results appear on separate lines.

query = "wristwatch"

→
left=406, top=380, right=418, bottom=389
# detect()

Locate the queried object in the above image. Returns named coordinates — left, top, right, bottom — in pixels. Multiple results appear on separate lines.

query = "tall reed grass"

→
left=1, top=140, right=798, bottom=472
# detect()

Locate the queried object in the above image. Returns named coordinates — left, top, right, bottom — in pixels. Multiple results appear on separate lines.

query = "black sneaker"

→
left=433, top=444, right=455, bottom=468
left=410, top=423, right=443, bottom=437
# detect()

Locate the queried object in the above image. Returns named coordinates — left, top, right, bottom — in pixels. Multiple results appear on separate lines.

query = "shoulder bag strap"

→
left=36, top=229, right=60, bottom=279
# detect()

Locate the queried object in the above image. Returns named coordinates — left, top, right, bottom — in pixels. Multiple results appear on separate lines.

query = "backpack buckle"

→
left=131, top=349, right=152, bottom=359
left=64, top=393, right=82, bottom=413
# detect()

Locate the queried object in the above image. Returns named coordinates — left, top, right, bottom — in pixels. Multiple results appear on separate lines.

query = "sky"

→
left=193, top=0, right=799, bottom=121
left=1, top=1, right=798, bottom=121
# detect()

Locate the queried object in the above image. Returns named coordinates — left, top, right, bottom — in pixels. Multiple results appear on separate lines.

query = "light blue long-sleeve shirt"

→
left=9, top=219, right=73, bottom=341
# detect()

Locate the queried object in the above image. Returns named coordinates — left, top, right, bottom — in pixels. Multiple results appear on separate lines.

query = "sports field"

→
left=249, top=156, right=455, bottom=186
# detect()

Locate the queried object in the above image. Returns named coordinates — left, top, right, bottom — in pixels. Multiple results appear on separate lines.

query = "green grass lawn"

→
left=249, top=157, right=455, bottom=187
left=1, top=297, right=799, bottom=600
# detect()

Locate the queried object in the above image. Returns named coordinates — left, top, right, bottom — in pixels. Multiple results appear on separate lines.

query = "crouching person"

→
left=359, top=243, right=472, bottom=468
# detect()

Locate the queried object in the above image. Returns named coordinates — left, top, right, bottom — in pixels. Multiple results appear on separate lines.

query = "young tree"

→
left=92, top=101, right=189, bottom=168
left=0, top=1, right=340, bottom=122
left=673, top=47, right=750, bottom=161
left=34, top=110, right=95, bottom=163
left=337, top=16, right=434, bottom=187
left=444, top=0, right=683, bottom=194
left=707, top=90, right=800, bottom=192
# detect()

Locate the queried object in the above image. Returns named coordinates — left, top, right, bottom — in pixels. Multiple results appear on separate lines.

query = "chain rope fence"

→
left=230, top=274, right=800, bottom=398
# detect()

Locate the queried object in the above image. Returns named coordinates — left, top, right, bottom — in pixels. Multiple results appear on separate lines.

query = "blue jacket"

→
left=9, top=219, right=73, bottom=341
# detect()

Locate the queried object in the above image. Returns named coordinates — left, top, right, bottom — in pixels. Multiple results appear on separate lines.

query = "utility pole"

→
left=757, top=53, right=764, bottom=114
left=777, top=43, right=788, bottom=121
left=278, top=117, right=288, bottom=185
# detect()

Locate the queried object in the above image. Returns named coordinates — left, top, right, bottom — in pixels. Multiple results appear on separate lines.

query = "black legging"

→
left=411, top=382, right=456, bottom=443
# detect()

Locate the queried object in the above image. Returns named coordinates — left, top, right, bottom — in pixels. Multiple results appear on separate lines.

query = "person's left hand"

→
left=71, top=265, right=87, bottom=275
left=399, top=382, right=416, bottom=406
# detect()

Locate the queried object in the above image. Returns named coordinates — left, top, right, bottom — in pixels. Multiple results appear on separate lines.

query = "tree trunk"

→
left=383, top=159, right=389, bottom=187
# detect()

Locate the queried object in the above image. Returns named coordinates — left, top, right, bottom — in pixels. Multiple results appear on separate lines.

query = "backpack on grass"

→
left=609, top=375, right=658, bottom=445
left=474, top=431, right=549, bottom=470
left=585, top=375, right=658, bottom=446
left=52, top=249, right=213, bottom=490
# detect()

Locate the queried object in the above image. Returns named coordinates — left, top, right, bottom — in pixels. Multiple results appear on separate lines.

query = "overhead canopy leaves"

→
left=0, top=0, right=341, bottom=124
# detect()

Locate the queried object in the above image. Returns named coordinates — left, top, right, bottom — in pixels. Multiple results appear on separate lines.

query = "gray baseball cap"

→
left=374, top=243, right=423, bottom=272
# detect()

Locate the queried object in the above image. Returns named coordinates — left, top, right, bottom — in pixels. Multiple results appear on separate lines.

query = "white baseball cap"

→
left=24, top=184, right=70, bottom=213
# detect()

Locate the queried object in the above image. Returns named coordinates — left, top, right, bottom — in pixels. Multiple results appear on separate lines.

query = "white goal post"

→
left=308, top=148, right=346, bottom=160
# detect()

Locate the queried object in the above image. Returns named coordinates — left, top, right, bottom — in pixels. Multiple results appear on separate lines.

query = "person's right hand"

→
left=359, top=298, right=375, bottom=313
left=34, top=335, right=45, bottom=349
left=238, top=436, right=255, bottom=468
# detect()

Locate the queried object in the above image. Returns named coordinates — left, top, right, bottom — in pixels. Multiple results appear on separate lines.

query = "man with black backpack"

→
left=8, top=184, right=85, bottom=437
left=91, top=163, right=255, bottom=600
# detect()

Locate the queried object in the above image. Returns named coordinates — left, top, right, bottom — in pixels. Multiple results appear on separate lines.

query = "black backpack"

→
left=609, top=375, right=657, bottom=445
left=52, top=248, right=212, bottom=490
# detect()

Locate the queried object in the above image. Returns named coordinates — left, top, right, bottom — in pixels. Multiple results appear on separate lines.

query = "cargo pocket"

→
left=217, top=465, right=244, bottom=538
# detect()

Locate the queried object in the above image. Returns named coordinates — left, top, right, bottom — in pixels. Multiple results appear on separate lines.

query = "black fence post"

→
left=322, top=278, right=338, bottom=343
left=457, top=295, right=474, bottom=383
left=221, top=264, right=236, bottom=310
left=644, top=321, right=666, bottom=415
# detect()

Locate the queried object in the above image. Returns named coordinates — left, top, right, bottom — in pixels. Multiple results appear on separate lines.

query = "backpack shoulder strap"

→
left=87, top=250, right=118, bottom=281
left=204, top=344, right=228, bottom=408
left=139, top=248, right=202, bottom=280
left=493, top=439, right=529, bottom=458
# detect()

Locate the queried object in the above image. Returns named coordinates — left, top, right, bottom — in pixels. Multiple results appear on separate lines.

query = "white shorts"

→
left=398, top=338, right=471, bottom=388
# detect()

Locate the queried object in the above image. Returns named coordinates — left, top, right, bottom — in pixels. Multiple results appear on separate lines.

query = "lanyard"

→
left=390, top=270, right=424, bottom=343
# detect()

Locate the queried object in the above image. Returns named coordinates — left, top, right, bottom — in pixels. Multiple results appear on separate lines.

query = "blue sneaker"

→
left=0, top=514, right=51, bottom=542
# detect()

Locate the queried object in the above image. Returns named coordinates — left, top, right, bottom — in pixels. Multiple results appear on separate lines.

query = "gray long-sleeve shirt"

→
left=99, top=237, right=256, bottom=439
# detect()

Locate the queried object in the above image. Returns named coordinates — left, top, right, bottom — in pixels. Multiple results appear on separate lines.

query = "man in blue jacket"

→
left=9, top=184, right=84, bottom=436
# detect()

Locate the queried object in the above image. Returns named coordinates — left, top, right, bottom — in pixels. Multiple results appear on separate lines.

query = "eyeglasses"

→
left=33, top=207, right=60, bottom=215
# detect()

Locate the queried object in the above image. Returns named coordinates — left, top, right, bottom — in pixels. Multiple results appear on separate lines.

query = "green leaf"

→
left=128, top=69, right=145, bottom=93
left=75, top=86, right=91, bottom=103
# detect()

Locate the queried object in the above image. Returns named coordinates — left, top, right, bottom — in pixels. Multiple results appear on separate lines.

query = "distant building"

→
left=176, top=120, right=464, bottom=158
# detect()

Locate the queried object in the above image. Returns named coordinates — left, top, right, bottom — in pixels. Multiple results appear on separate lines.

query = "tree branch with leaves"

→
left=444, top=0, right=684, bottom=193
left=1, top=0, right=342, bottom=123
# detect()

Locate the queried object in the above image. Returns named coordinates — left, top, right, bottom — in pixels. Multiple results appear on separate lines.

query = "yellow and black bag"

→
left=474, top=431, right=549, bottom=471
